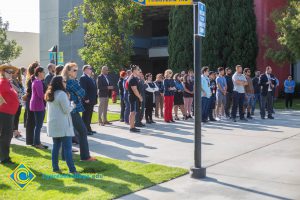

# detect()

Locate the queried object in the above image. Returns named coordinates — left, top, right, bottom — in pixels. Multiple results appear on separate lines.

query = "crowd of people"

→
left=0, top=61, right=297, bottom=174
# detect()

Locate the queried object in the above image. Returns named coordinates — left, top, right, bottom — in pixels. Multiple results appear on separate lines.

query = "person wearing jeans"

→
left=46, top=76, right=77, bottom=173
left=201, top=67, right=211, bottom=123
left=251, top=71, right=261, bottom=115
left=231, top=65, right=248, bottom=122
left=62, top=62, right=96, bottom=162
left=30, top=67, right=47, bottom=149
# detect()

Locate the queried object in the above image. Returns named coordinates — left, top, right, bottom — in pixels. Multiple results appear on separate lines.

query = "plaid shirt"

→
left=66, top=79, right=86, bottom=113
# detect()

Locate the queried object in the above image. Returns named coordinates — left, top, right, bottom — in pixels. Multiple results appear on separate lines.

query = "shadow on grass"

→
left=6, top=144, right=160, bottom=198
left=0, top=183, right=12, bottom=190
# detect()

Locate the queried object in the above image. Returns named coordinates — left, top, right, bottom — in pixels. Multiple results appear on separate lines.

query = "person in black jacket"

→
left=118, top=71, right=126, bottom=122
left=259, top=66, right=275, bottom=119
left=251, top=70, right=261, bottom=115
left=144, top=73, right=159, bottom=124
left=97, top=66, right=114, bottom=126
left=80, top=65, right=97, bottom=135
left=224, top=67, right=233, bottom=118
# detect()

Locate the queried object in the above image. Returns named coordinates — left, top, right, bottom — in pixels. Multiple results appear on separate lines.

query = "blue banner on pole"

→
left=198, top=2, right=206, bottom=37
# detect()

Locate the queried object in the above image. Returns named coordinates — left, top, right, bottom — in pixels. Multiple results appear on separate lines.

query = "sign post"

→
left=190, top=1, right=206, bottom=178
left=131, top=0, right=206, bottom=179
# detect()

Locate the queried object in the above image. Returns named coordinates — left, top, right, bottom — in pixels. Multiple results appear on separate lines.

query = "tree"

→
left=226, top=0, right=258, bottom=72
left=168, top=6, right=193, bottom=72
left=63, top=0, right=143, bottom=73
left=265, top=0, right=300, bottom=64
left=168, top=0, right=258, bottom=72
left=0, top=17, right=22, bottom=64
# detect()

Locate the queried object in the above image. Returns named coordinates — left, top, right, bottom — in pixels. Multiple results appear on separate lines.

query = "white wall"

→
left=7, top=31, right=40, bottom=68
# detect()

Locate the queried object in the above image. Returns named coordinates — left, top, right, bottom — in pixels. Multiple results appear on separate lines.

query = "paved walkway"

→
left=12, top=109, right=300, bottom=200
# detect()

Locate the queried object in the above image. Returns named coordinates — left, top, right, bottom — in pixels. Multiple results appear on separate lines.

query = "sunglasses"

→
left=5, top=70, right=14, bottom=74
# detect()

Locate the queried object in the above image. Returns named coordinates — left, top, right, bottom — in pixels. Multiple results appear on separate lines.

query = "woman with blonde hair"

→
left=61, top=62, right=96, bottom=161
left=163, top=69, right=176, bottom=123
left=0, top=64, right=19, bottom=164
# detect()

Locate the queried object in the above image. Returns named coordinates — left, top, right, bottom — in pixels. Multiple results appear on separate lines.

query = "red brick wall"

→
left=254, top=0, right=290, bottom=91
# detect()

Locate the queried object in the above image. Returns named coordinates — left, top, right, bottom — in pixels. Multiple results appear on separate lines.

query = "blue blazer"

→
left=79, top=74, right=97, bottom=105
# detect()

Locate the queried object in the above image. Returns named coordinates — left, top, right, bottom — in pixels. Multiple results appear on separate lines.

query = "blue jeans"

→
left=33, top=111, right=45, bottom=145
left=252, top=93, right=261, bottom=114
left=52, top=137, right=76, bottom=173
left=202, top=97, right=210, bottom=121
left=231, top=92, right=245, bottom=119
left=71, top=112, right=91, bottom=160
left=124, top=92, right=130, bottom=123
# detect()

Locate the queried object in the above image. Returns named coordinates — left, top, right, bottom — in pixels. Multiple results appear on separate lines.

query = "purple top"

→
left=30, top=79, right=45, bottom=111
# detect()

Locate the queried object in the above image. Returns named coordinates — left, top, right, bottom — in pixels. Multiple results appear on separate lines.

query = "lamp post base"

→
left=190, top=167, right=206, bottom=179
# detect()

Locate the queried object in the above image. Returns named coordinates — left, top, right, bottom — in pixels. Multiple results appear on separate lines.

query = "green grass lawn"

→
left=274, top=98, right=300, bottom=110
left=19, top=109, right=120, bottom=124
left=0, top=145, right=188, bottom=200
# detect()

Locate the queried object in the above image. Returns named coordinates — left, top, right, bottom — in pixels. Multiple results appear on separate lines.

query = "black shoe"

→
left=268, top=116, right=274, bottom=119
left=247, top=116, right=253, bottom=119
left=171, top=120, right=175, bottom=123
left=146, top=120, right=151, bottom=124
left=150, top=120, right=156, bottom=124
left=232, top=118, right=237, bottom=122
left=210, top=118, right=217, bottom=121
left=0, top=159, right=15, bottom=165
left=135, top=123, right=143, bottom=127
left=91, top=131, right=96, bottom=134
left=240, top=118, right=248, bottom=121
left=130, top=128, right=140, bottom=133
left=87, top=132, right=93, bottom=136
left=202, top=120, right=209, bottom=123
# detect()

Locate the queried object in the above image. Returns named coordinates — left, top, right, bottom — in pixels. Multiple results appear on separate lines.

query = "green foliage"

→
left=226, top=0, right=258, bottom=72
left=168, top=6, right=193, bottom=72
left=266, top=0, right=300, bottom=63
left=168, top=0, right=258, bottom=72
left=63, top=0, right=143, bottom=73
left=0, top=17, right=22, bottom=64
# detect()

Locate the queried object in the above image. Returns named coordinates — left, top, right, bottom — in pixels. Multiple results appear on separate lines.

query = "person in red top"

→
left=0, top=64, right=19, bottom=164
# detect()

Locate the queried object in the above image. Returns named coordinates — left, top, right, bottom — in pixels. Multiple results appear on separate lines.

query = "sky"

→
left=0, top=0, right=39, bottom=33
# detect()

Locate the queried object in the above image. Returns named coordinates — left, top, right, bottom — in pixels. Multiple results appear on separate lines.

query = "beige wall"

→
left=7, top=31, right=40, bottom=68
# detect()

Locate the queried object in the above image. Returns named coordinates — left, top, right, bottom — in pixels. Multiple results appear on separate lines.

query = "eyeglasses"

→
left=4, top=70, right=14, bottom=74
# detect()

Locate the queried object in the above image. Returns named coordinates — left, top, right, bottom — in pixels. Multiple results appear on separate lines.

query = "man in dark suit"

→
left=80, top=65, right=97, bottom=135
left=259, top=66, right=276, bottom=119
left=97, top=66, right=113, bottom=126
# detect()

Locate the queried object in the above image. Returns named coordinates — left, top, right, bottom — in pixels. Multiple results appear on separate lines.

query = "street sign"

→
left=198, top=2, right=206, bottom=37
left=49, top=52, right=56, bottom=63
left=132, top=0, right=193, bottom=6
left=57, top=52, right=64, bottom=65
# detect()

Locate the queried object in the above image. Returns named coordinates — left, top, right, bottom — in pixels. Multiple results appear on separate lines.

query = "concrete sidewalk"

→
left=12, top=110, right=300, bottom=200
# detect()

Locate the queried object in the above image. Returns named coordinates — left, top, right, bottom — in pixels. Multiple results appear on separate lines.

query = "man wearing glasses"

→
left=80, top=65, right=97, bottom=135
